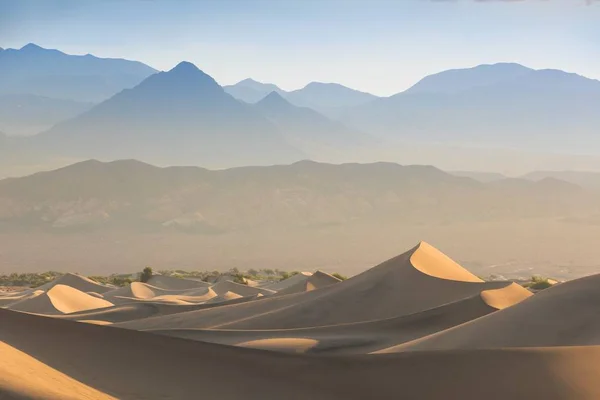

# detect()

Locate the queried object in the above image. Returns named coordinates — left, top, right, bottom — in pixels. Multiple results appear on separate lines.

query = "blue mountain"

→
left=0, top=43, right=157, bottom=102
left=342, top=63, right=600, bottom=154
left=31, top=62, right=304, bottom=167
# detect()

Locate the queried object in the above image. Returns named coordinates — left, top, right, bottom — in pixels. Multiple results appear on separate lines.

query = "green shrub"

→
left=332, top=272, right=348, bottom=281
left=140, top=267, right=153, bottom=283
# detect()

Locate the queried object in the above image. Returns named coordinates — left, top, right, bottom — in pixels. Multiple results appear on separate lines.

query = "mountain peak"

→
left=149, top=61, right=221, bottom=93
left=304, top=82, right=340, bottom=89
left=405, top=62, right=534, bottom=95
left=256, top=91, right=293, bottom=111
left=20, top=43, right=45, bottom=52
left=239, top=78, right=261, bottom=85
left=170, top=61, right=200, bottom=73
left=230, top=78, right=284, bottom=94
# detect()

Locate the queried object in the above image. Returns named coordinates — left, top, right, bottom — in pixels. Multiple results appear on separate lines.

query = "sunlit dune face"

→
left=480, top=283, right=532, bottom=310
left=410, top=242, right=483, bottom=283
left=0, top=341, right=115, bottom=399
left=237, top=338, right=319, bottom=353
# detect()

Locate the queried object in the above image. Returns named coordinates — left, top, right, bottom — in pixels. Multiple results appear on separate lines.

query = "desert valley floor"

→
left=2, top=241, right=600, bottom=399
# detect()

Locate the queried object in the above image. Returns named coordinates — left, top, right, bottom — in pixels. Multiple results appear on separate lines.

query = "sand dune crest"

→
left=7, top=284, right=114, bottom=315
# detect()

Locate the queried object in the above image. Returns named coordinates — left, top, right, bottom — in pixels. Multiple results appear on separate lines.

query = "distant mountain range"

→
left=0, top=44, right=157, bottom=135
left=1, top=159, right=595, bottom=233
left=254, top=91, right=373, bottom=150
left=341, top=63, right=600, bottom=153
left=521, top=171, right=600, bottom=191
left=7, top=61, right=372, bottom=169
left=2, top=44, right=600, bottom=174
left=0, top=43, right=157, bottom=103
left=224, top=78, right=286, bottom=103
left=225, top=79, right=379, bottom=118
left=27, top=62, right=306, bottom=167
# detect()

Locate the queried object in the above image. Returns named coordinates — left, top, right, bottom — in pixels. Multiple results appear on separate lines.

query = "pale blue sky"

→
left=1, top=0, right=598, bottom=96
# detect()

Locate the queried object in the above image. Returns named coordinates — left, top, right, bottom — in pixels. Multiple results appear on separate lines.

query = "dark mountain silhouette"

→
left=342, top=63, right=600, bottom=153
left=255, top=92, right=373, bottom=148
left=0, top=43, right=157, bottom=102
left=224, top=78, right=285, bottom=103
left=29, top=62, right=304, bottom=167
left=0, top=94, right=93, bottom=136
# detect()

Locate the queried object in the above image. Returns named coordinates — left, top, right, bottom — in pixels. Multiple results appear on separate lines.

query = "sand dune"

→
left=210, top=280, right=276, bottom=297
left=3, top=309, right=600, bottom=399
left=7, top=284, right=113, bottom=315
left=275, top=271, right=341, bottom=296
left=264, top=272, right=313, bottom=291
left=146, top=274, right=209, bottom=290
left=36, top=273, right=115, bottom=294
left=8, top=241, right=600, bottom=399
left=102, top=282, right=177, bottom=300
left=205, top=290, right=244, bottom=303
left=148, top=292, right=508, bottom=354
left=101, top=282, right=217, bottom=305
left=49, top=292, right=268, bottom=324
left=381, top=273, right=600, bottom=352
left=117, top=242, right=530, bottom=331
left=0, top=290, right=45, bottom=307
left=0, top=340, right=114, bottom=400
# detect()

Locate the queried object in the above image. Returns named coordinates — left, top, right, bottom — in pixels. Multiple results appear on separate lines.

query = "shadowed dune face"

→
left=146, top=275, right=209, bottom=290
left=102, top=282, right=218, bottom=305
left=7, top=284, right=113, bottom=315
left=274, top=271, right=341, bottom=296
left=147, top=293, right=508, bottom=355
left=382, top=273, right=600, bottom=352
left=3, top=309, right=600, bottom=399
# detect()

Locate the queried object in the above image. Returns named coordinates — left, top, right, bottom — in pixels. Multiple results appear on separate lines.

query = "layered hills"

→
left=0, top=159, right=595, bottom=235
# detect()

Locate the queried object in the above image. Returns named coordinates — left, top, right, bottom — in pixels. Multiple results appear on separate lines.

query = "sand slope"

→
left=48, top=291, right=269, bottom=325
left=210, top=280, right=276, bottom=297
left=264, top=272, right=313, bottom=291
left=117, top=242, right=530, bottom=331
left=146, top=275, right=209, bottom=290
left=148, top=292, right=506, bottom=354
left=0, top=290, right=45, bottom=307
left=3, top=309, right=600, bottom=400
left=0, top=341, right=114, bottom=400
left=101, top=282, right=217, bottom=305
left=382, top=273, right=600, bottom=352
left=7, top=285, right=113, bottom=315
left=275, top=271, right=341, bottom=296
left=36, top=273, right=114, bottom=294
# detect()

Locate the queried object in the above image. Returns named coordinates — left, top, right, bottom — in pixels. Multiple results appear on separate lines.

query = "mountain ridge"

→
left=0, top=43, right=157, bottom=102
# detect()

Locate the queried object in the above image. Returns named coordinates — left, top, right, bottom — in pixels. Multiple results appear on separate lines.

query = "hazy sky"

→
left=1, top=0, right=598, bottom=96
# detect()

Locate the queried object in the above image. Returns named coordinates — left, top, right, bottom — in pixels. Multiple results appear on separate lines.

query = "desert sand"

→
left=3, top=241, right=600, bottom=399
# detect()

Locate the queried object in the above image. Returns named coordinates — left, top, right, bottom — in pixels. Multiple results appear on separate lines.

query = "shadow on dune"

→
left=148, top=292, right=500, bottom=355
left=1, top=308, right=596, bottom=400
